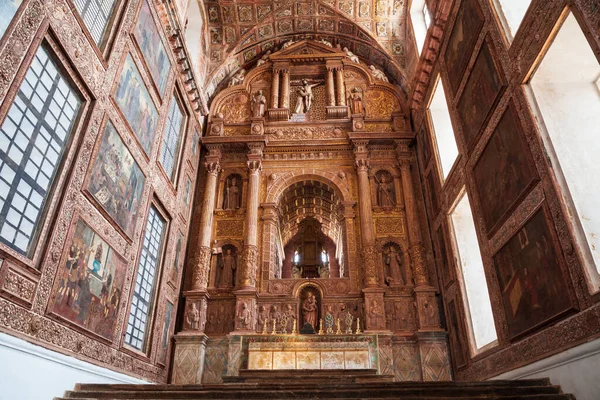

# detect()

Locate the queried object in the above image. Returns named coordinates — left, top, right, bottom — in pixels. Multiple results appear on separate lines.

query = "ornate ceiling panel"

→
left=198, top=0, right=411, bottom=98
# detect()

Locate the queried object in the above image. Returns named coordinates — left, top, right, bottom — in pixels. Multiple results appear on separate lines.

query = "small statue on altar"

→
left=324, top=305, right=334, bottom=334
left=370, top=300, right=384, bottom=329
left=256, top=50, right=271, bottom=67
left=344, top=310, right=354, bottom=334
left=186, top=302, right=200, bottom=330
left=228, top=69, right=246, bottom=87
left=301, top=291, right=318, bottom=329
left=349, top=88, right=364, bottom=115
left=252, top=90, right=266, bottom=117
left=237, top=302, right=252, bottom=330
left=223, top=176, right=240, bottom=210
left=257, top=305, right=269, bottom=331
left=270, top=304, right=281, bottom=324
left=385, top=245, right=404, bottom=286
left=284, top=304, right=296, bottom=331
left=369, top=65, right=389, bottom=82
left=343, top=47, right=360, bottom=63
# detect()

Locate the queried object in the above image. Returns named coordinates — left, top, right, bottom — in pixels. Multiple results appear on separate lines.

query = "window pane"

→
left=73, top=0, right=117, bottom=45
left=125, top=206, right=166, bottom=350
left=492, top=0, right=532, bottom=41
left=0, top=45, right=82, bottom=255
left=410, top=0, right=430, bottom=55
left=159, top=96, right=185, bottom=181
left=529, top=13, right=600, bottom=289
left=450, top=192, right=497, bottom=351
left=428, top=77, right=458, bottom=180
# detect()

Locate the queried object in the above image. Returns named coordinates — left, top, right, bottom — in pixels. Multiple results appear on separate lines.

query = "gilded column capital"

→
left=398, top=158, right=412, bottom=170
left=247, top=160, right=262, bottom=174
left=354, top=158, right=370, bottom=173
left=191, top=246, right=212, bottom=291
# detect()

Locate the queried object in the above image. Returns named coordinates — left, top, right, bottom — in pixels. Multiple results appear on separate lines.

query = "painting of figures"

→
left=493, top=208, right=573, bottom=340
left=169, top=232, right=184, bottom=284
left=51, top=219, right=127, bottom=341
left=457, top=40, right=505, bottom=150
left=133, top=0, right=170, bottom=97
left=0, top=0, right=22, bottom=39
left=114, top=54, right=159, bottom=156
left=88, top=121, right=145, bottom=238
left=474, top=103, right=538, bottom=234
left=445, top=0, right=484, bottom=94
left=157, top=301, right=173, bottom=365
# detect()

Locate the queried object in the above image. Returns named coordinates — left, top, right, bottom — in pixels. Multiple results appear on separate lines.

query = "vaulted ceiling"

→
left=196, top=0, right=414, bottom=96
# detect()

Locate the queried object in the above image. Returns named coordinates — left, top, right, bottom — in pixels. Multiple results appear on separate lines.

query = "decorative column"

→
left=354, top=140, right=387, bottom=332
left=172, top=145, right=221, bottom=384
left=280, top=69, right=290, bottom=109
left=335, top=67, right=346, bottom=106
left=326, top=67, right=336, bottom=106
left=235, top=143, right=263, bottom=333
left=271, top=69, right=280, bottom=109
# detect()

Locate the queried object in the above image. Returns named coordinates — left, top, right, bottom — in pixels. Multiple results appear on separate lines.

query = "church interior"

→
left=0, top=0, right=599, bottom=399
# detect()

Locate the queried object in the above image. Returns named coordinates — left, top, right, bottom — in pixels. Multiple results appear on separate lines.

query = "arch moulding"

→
left=266, top=170, right=354, bottom=205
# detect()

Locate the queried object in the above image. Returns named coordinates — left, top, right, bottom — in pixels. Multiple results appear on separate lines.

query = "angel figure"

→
left=369, top=65, right=389, bottom=82
left=343, top=47, right=360, bottom=63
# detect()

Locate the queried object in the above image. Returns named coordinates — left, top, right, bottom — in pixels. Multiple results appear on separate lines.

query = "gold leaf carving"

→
left=365, top=89, right=399, bottom=119
left=224, top=126, right=249, bottom=136
left=219, top=93, right=251, bottom=123
left=216, top=220, right=244, bottom=237
left=375, top=217, right=405, bottom=237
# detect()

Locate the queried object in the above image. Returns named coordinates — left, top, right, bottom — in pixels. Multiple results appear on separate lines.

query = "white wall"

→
left=493, top=338, right=600, bottom=400
left=0, top=333, right=147, bottom=400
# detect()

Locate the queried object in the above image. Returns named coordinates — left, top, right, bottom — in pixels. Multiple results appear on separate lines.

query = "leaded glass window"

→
left=73, top=0, right=117, bottom=46
left=125, top=206, right=166, bottom=350
left=159, top=96, right=185, bottom=181
left=0, top=45, right=82, bottom=255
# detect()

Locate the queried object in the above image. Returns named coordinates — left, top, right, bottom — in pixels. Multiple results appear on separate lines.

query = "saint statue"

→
left=186, top=303, right=200, bottom=330
left=377, top=175, right=395, bottom=207
left=301, top=291, right=318, bottom=329
left=218, top=248, right=236, bottom=287
left=294, top=79, right=322, bottom=114
left=223, top=177, right=240, bottom=209
left=252, top=90, right=266, bottom=117
left=345, top=310, right=354, bottom=334
left=349, top=88, right=364, bottom=115
left=385, top=246, right=404, bottom=286
left=237, top=302, right=252, bottom=330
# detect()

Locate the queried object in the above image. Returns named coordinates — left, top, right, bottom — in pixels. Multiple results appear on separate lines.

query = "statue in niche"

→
left=370, top=300, right=384, bottom=329
left=186, top=303, right=200, bottom=330
left=343, top=47, right=360, bottom=63
left=218, top=248, right=237, bottom=288
left=369, top=65, right=389, bottom=82
left=376, top=172, right=395, bottom=207
left=349, top=88, right=364, bottom=115
left=324, top=305, right=334, bottom=334
left=301, top=291, right=318, bottom=329
left=223, top=176, right=241, bottom=209
left=384, top=245, right=404, bottom=286
left=252, top=90, right=266, bottom=117
left=294, top=79, right=322, bottom=114
left=237, top=302, right=252, bottom=330
left=257, top=305, right=269, bottom=330
left=228, top=69, right=246, bottom=87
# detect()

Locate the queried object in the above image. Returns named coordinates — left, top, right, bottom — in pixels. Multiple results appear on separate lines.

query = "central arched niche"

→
left=276, top=180, right=344, bottom=279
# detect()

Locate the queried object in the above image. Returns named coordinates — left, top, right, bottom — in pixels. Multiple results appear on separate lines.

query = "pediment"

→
left=271, top=39, right=345, bottom=60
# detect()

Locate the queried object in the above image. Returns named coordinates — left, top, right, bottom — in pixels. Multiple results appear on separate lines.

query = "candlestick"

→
left=355, top=318, right=361, bottom=334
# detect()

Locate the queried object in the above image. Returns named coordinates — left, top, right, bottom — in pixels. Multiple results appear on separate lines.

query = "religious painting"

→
left=457, top=40, right=505, bottom=150
left=0, top=0, right=22, bottom=38
left=445, top=0, right=485, bottom=94
left=447, top=298, right=467, bottom=368
left=474, top=103, right=538, bottom=235
left=375, top=170, right=395, bottom=207
left=114, top=54, right=159, bottom=156
left=169, top=231, right=184, bottom=284
left=493, top=207, right=574, bottom=340
left=157, top=301, right=174, bottom=365
left=132, top=0, right=171, bottom=97
left=87, top=121, right=145, bottom=238
left=435, top=223, right=455, bottom=288
left=51, top=219, right=126, bottom=341
left=183, top=176, right=192, bottom=207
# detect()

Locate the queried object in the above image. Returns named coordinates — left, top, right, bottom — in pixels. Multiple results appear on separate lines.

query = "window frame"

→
left=122, top=199, right=170, bottom=356
left=0, top=31, right=91, bottom=268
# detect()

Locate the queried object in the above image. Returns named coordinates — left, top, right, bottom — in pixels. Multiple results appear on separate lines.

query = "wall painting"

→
left=445, top=0, right=485, bottom=94
left=133, top=0, right=171, bottom=97
left=169, top=231, right=184, bottom=284
left=457, top=40, right=505, bottom=151
left=51, top=219, right=127, bottom=341
left=474, top=103, right=538, bottom=235
left=493, top=207, right=574, bottom=340
left=114, top=54, right=159, bottom=156
left=157, top=300, right=174, bottom=365
left=87, top=121, right=145, bottom=238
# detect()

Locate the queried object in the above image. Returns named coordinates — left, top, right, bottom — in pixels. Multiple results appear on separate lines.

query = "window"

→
left=125, top=206, right=166, bottom=350
left=73, top=0, right=118, bottom=46
left=428, top=76, right=459, bottom=180
left=410, top=0, right=431, bottom=55
left=0, top=45, right=82, bottom=255
left=527, top=12, right=600, bottom=291
left=159, top=95, right=186, bottom=181
left=450, top=191, right=497, bottom=352
left=321, top=249, right=329, bottom=264
left=491, top=0, right=532, bottom=41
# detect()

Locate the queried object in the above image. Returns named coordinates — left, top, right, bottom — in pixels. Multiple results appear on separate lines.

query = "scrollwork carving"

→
left=240, top=245, right=259, bottom=288
left=191, top=246, right=212, bottom=290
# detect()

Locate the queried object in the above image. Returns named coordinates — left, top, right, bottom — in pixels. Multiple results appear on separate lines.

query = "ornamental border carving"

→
left=266, top=171, right=352, bottom=204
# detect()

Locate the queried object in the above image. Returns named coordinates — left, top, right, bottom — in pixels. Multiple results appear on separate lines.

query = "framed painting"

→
left=445, top=0, right=485, bottom=94
left=50, top=219, right=127, bottom=341
left=157, top=300, right=174, bottom=365
left=457, top=39, right=505, bottom=151
left=0, top=0, right=22, bottom=39
left=132, top=0, right=171, bottom=97
left=169, top=231, right=184, bottom=284
left=473, top=102, right=538, bottom=235
left=114, top=53, right=159, bottom=156
left=493, top=207, right=574, bottom=340
left=436, top=222, right=455, bottom=288
left=87, top=121, right=145, bottom=238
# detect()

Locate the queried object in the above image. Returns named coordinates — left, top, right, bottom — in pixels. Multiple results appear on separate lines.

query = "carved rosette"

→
left=362, top=245, right=379, bottom=286
left=191, top=246, right=212, bottom=290
left=240, top=245, right=259, bottom=289
left=409, top=243, right=429, bottom=286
